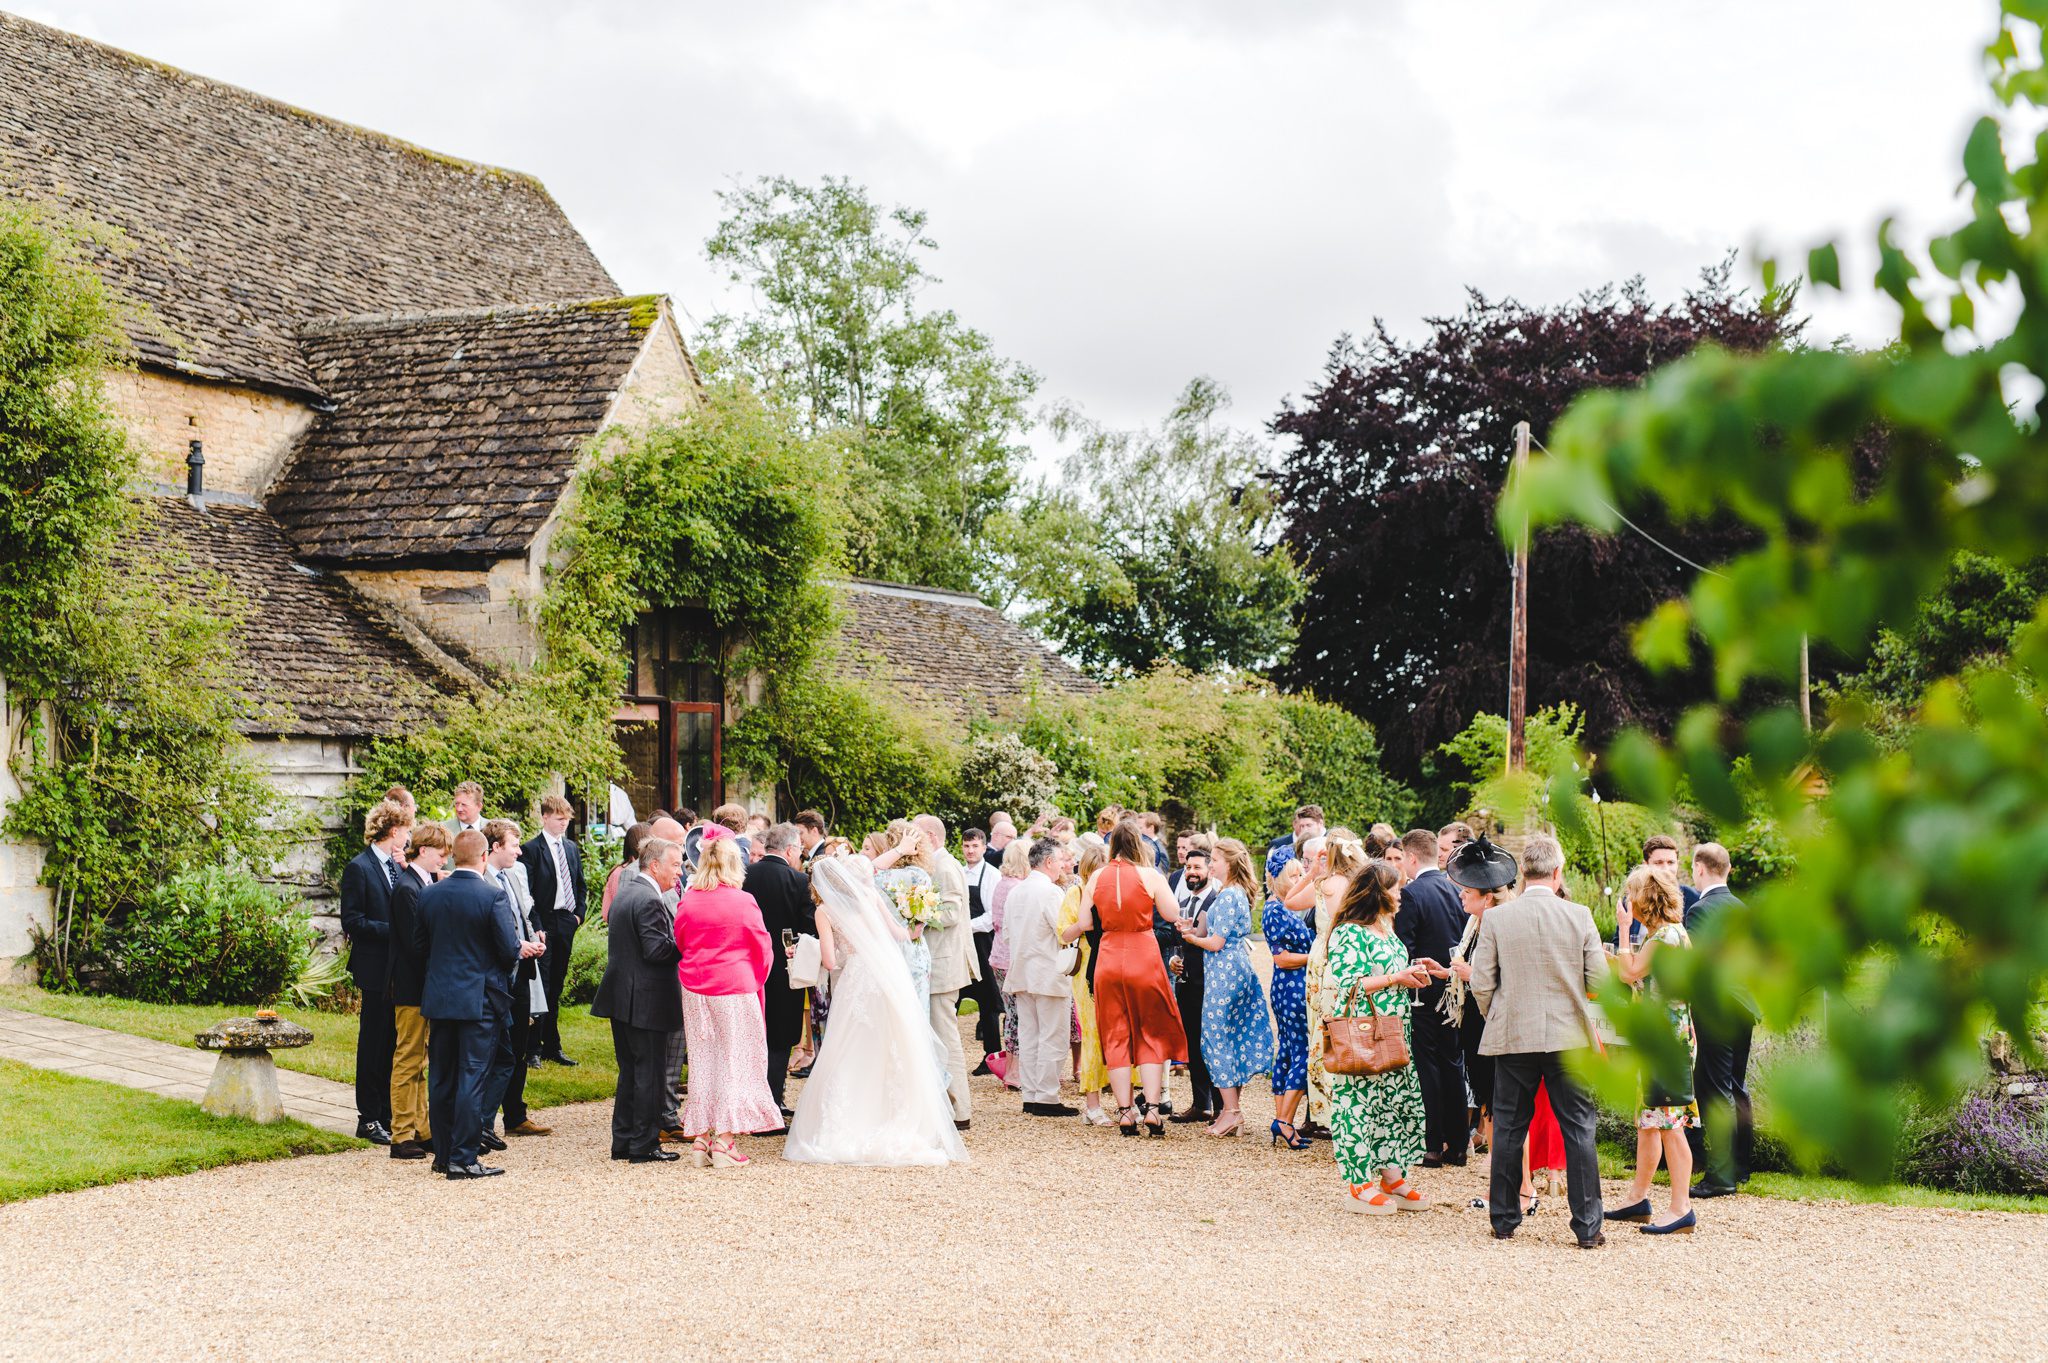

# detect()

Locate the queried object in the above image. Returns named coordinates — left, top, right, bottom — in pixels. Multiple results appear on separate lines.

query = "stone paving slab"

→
left=0, top=1006, right=361, bottom=1135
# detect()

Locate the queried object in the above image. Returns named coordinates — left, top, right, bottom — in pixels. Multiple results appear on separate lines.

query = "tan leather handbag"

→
left=1322, top=976, right=1411, bottom=1075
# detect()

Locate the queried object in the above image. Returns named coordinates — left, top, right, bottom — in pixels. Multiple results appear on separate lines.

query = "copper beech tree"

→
left=1270, top=266, right=1807, bottom=781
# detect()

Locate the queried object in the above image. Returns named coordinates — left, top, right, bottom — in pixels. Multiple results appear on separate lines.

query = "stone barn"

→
left=0, top=13, right=1091, bottom=971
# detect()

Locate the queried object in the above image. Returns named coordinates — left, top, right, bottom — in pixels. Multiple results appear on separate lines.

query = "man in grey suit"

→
left=591, top=835, right=686, bottom=1163
left=1469, top=833, right=1609, bottom=1247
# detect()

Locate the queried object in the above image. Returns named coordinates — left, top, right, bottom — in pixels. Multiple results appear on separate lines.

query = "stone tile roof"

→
left=832, top=579, right=1097, bottom=722
left=266, top=300, right=656, bottom=564
left=0, top=12, right=618, bottom=396
left=132, top=496, right=455, bottom=738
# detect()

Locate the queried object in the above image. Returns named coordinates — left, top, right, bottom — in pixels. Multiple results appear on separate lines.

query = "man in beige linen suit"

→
left=917, top=814, right=978, bottom=1129
left=1469, top=833, right=1608, bottom=1247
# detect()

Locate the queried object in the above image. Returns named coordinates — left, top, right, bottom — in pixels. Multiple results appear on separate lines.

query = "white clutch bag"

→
left=788, top=933, right=822, bottom=989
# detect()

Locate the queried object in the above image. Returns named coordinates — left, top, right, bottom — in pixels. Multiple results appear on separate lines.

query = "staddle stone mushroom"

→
left=194, top=1015, right=314, bottom=1124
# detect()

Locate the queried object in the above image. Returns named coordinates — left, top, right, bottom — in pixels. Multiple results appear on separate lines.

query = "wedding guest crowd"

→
left=337, top=778, right=1756, bottom=1242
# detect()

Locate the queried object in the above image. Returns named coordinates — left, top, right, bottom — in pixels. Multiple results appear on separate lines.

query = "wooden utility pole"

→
left=1507, top=420, right=1531, bottom=774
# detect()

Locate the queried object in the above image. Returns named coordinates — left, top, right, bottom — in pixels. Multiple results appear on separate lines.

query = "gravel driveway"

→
left=3, top=1021, right=2043, bottom=1363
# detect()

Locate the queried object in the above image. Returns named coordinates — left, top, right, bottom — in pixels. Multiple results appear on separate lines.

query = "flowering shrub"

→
left=1901, top=1088, right=2048, bottom=1197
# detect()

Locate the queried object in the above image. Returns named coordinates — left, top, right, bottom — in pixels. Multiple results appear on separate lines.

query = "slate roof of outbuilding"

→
left=132, top=497, right=454, bottom=738
left=0, top=11, right=619, bottom=396
left=267, top=300, right=656, bottom=563
left=832, top=579, right=1096, bottom=722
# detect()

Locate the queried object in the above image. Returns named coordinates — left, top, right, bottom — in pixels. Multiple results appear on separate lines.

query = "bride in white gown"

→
left=783, top=856, right=969, bottom=1167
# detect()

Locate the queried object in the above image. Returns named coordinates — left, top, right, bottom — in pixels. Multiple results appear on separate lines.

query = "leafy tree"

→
left=1818, top=549, right=2048, bottom=744
left=1270, top=268, right=1805, bottom=780
left=0, top=204, right=133, bottom=696
left=995, top=377, right=1306, bottom=677
left=1506, top=0, right=2048, bottom=1179
left=0, top=208, right=302, bottom=989
left=1020, top=668, right=1414, bottom=842
left=700, top=176, right=1037, bottom=593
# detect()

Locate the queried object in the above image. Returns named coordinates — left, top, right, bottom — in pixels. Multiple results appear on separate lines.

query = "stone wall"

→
left=249, top=735, right=361, bottom=940
left=342, top=557, right=541, bottom=672
left=338, top=314, right=700, bottom=675
left=104, top=368, right=314, bottom=496
left=0, top=676, right=54, bottom=982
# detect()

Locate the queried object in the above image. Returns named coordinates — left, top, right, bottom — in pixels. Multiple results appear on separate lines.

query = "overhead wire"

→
left=1525, top=431, right=1729, bottom=580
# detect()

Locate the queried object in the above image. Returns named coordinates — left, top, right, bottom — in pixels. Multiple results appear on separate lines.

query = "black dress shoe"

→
left=544, top=1052, right=578, bottom=1067
left=446, top=1163, right=505, bottom=1180
left=479, top=1131, right=507, bottom=1152
left=525, top=1056, right=541, bottom=1070
left=954, top=1118, right=971, bottom=1131
left=1420, top=1154, right=1447, bottom=1168
left=1576, top=1232, right=1607, bottom=1249
left=355, top=1120, right=392, bottom=1145
left=431, top=1158, right=448, bottom=1174
left=971, top=1059, right=993, bottom=1077
left=389, top=1140, right=428, bottom=1161
left=1691, top=1180, right=1739, bottom=1199
left=1442, top=1153, right=1468, bottom=1167
left=610, top=1149, right=631, bottom=1161
left=758, top=1127, right=790, bottom=1138
left=628, top=1149, right=681, bottom=1163
left=1169, top=1109, right=1213, bottom=1124
left=1492, top=1228, right=1515, bottom=1240
left=1023, top=1102, right=1080, bottom=1117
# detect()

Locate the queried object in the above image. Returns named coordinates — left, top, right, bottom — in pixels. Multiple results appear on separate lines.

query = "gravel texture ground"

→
left=3, top=1016, right=2044, bottom=1363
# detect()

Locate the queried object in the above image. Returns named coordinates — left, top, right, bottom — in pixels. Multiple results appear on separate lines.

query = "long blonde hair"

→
left=1626, top=865, right=1685, bottom=931
left=1074, top=835, right=1109, bottom=883
left=1210, top=837, right=1259, bottom=900
left=885, top=818, right=934, bottom=869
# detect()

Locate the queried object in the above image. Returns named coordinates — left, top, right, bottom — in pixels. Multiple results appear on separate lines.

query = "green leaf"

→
left=1807, top=242, right=1841, bottom=290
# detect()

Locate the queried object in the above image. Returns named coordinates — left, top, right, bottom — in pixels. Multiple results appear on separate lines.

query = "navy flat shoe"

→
left=1607, top=1198, right=1653, bottom=1222
left=1639, top=1210, right=1697, bottom=1235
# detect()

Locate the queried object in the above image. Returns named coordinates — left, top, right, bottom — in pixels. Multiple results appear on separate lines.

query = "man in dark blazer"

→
left=1157, top=843, right=1219, bottom=1123
left=591, top=835, right=686, bottom=1163
left=419, top=829, right=532, bottom=1179
left=1683, top=841, right=1755, bottom=1198
left=340, top=798, right=410, bottom=1144
left=743, top=823, right=816, bottom=1117
left=384, top=822, right=447, bottom=1160
left=520, top=795, right=586, bottom=1067
left=1395, top=827, right=1471, bottom=1166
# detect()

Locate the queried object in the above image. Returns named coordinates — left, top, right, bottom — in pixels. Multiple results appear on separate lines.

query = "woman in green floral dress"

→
left=1608, top=865, right=1700, bottom=1235
left=1322, top=860, right=1446, bottom=1214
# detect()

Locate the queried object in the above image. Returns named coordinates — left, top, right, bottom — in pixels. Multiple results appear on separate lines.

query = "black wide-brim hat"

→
left=1446, top=833, right=1518, bottom=892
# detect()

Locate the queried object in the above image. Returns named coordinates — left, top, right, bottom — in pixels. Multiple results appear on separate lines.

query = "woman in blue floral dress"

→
left=1323, top=860, right=1444, bottom=1214
left=1263, top=859, right=1316, bottom=1148
left=1175, top=838, right=1274, bottom=1138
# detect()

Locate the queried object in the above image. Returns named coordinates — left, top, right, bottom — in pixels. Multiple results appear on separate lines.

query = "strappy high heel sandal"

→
left=1269, top=1119, right=1312, bottom=1150
left=1118, top=1106, right=1140, bottom=1138
left=1136, top=1095, right=1165, bottom=1138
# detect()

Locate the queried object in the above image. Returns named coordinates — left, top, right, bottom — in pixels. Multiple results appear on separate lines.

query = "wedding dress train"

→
left=782, top=857, right=969, bottom=1168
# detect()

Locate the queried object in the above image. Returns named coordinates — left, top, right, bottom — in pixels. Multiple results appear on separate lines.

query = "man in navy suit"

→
left=1395, top=827, right=1471, bottom=1165
left=340, top=798, right=411, bottom=1144
left=519, top=794, right=586, bottom=1067
left=419, top=829, right=536, bottom=1179
left=1683, top=841, right=1755, bottom=1198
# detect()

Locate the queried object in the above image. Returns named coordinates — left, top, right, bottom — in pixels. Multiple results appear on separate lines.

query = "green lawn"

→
left=1595, top=1140, right=2048, bottom=1215
left=0, top=984, right=620, bottom=1109
left=0, top=1058, right=362, bottom=1204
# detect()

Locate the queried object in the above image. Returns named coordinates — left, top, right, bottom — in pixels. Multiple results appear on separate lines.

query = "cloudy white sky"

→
left=23, top=1, right=2000, bottom=442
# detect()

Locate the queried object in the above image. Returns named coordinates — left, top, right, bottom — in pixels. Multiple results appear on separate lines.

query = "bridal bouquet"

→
left=892, top=883, right=942, bottom=927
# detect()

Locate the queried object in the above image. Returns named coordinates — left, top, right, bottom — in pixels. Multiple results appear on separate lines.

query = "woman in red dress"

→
left=1069, top=819, right=1187, bottom=1136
